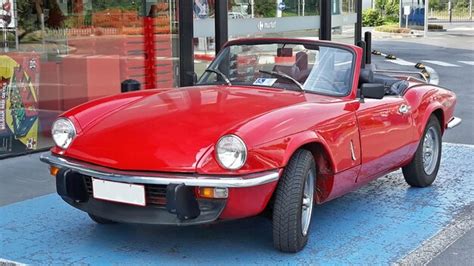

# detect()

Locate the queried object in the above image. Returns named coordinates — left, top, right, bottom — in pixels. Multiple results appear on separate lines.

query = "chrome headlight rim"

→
left=216, top=134, right=247, bottom=171
left=51, top=118, right=76, bottom=149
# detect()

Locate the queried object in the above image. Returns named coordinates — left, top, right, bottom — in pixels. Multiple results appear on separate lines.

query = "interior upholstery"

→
left=358, top=68, right=409, bottom=96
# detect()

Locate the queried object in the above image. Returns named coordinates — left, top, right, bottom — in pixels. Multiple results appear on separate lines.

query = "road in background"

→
left=371, top=23, right=474, bottom=145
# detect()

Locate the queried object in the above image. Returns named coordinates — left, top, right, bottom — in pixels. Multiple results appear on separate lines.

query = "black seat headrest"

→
left=359, top=68, right=374, bottom=87
left=295, top=52, right=308, bottom=71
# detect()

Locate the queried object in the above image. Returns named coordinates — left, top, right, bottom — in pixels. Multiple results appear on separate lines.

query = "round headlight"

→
left=216, top=135, right=247, bottom=170
left=52, top=118, right=76, bottom=149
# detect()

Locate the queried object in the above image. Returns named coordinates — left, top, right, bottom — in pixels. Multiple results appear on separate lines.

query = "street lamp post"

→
left=250, top=0, right=255, bottom=18
left=448, top=1, right=452, bottom=23
left=424, top=0, right=429, bottom=37
left=470, top=0, right=472, bottom=20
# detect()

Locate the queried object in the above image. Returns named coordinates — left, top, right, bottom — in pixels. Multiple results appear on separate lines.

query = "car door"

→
left=356, top=96, right=415, bottom=184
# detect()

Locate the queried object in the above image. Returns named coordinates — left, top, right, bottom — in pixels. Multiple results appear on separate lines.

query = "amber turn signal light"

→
left=50, top=166, right=60, bottom=176
left=198, top=187, right=228, bottom=199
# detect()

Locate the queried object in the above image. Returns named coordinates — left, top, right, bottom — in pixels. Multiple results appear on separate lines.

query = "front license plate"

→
left=92, top=178, right=146, bottom=206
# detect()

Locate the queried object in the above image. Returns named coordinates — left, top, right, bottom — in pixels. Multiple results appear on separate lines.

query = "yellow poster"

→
left=0, top=54, right=40, bottom=154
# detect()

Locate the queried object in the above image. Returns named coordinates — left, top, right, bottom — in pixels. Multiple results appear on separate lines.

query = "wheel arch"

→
left=420, top=106, right=445, bottom=138
left=432, top=108, right=445, bottom=134
left=281, top=133, right=336, bottom=204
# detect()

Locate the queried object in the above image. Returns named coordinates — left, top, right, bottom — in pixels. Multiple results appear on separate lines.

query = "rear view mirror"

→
left=277, top=48, right=293, bottom=57
left=360, top=83, right=385, bottom=100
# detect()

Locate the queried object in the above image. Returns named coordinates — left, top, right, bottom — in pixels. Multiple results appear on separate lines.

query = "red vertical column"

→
left=144, top=17, right=156, bottom=90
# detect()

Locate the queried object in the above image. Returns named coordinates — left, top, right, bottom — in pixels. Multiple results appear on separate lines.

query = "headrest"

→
left=295, top=52, right=308, bottom=70
left=359, top=68, right=374, bottom=87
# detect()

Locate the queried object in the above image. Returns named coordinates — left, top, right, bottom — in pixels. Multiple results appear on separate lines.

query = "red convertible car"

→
left=41, top=38, right=461, bottom=252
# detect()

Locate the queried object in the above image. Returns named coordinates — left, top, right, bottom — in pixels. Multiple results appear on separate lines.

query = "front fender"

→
left=278, top=130, right=335, bottom=169
left=195, top=130, right=334, bottom=175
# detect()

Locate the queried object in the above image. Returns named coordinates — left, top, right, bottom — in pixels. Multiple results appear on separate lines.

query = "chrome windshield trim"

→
left=40, top=153, right=280, bottom=188
left=447, top=117, right=462, bottom=129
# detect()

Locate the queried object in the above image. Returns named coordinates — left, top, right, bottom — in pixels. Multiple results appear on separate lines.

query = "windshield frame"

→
left=198, top=38, right=358, bottom=98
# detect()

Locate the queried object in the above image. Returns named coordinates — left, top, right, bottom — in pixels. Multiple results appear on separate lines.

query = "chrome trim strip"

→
left=350, top=140, right=356, bottom=161
left=447, top=117, right=462, bottom=129
left=40, top=153, right=280, bottom=188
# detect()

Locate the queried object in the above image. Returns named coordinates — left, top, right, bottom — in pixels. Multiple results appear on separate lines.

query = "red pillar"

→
left=144, top=17, right=156, bottom=90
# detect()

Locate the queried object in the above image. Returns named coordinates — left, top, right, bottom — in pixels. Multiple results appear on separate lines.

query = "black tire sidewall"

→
left=422, top=119, right=442, bottom=182
left=403, top=116, right=442, bottom=187
left=272, top=149, right=316, bottom=252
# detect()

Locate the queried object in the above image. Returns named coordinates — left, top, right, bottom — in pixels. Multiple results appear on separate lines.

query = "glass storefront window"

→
left=332, top=0, right=357, bottom=44
left=0, top=0, right=179, bottom=157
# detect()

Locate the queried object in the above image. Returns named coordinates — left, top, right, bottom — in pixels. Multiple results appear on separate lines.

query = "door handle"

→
left=398, top=104, right=410, bottom=114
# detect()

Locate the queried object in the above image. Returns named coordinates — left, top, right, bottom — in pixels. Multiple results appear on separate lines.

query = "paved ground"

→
left=1, top=23, right=473, bottom=265
left=0, top=144, right=473, bottom=264
left=369, top=22, right=474, bottom=265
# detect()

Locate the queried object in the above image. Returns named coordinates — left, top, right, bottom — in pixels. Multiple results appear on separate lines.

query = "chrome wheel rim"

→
left=422, top=127, right=440, bottom=175
left=301, top=171, right=315, bottom=236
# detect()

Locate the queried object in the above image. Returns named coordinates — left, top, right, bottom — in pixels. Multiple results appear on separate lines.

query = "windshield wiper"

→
left=258, top=70, right=304, bottom=91
left=204, top=69, right=232, bottom=86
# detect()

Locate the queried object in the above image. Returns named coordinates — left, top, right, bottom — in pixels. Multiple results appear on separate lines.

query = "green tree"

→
left=16, top=0, right=39, bottom=40
left=429, top=0, right=443, bottom=11
left=255, top=0, right=276, bottom=17
left=363, top=8, right=384, bottom=26
left=455, top=0, right=469, bottom=10
left=91, top=0, right=139, bottom=11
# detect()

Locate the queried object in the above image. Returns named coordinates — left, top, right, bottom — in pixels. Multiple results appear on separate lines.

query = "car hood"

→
left=63, top=85, right=306, bottom=172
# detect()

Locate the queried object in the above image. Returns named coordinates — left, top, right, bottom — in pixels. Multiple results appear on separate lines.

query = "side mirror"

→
left=360, top=83, right=385, bottom=100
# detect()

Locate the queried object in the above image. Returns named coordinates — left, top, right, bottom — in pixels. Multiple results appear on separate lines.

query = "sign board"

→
left=0, top=0, right=15, bottom=28
left=400, top=0, right=425, bottom=30
left=403, top=6, right=411, bottom=16
left=278, top=2, right=286, bottom=11
left=194, top=0, right=209, bottom=19
left=0, top=54, right=40, bottom=156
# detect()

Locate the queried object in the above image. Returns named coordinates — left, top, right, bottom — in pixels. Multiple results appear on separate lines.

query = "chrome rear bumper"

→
left=40, top=152, right=280, bottom=188
left=447, top=117, right=462, bottom=129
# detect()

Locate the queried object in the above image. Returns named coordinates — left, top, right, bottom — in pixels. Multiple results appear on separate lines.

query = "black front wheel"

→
left=272, top=149, right=316, bottom=253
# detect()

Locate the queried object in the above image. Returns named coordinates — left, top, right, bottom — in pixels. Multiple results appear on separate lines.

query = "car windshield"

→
left=197, top=42, right=355, bottom=96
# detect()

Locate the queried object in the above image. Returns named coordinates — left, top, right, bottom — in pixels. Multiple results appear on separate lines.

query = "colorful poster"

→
left=0, top=54, right=40, bottom=156
left=0, top=0, right=15, bottom=28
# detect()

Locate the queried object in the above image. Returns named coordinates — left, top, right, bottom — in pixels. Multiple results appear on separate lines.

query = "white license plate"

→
left=92, top=178, right=146, bottom=206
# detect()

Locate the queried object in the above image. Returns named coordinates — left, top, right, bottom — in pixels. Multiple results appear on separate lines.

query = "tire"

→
left=88, top=213, right=117, bottom=224
left=402, top=116, right=442, bottom=187
left=272, top=149, right=316, bottom=253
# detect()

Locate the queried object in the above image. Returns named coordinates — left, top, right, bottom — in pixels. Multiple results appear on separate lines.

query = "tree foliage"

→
left=91, top=0, right=139, bottom=11
left=255, top=0, right=276, bottom=17
left=455, top=0, right=470, bottom=10
left=364, top=0, right=399, bottom=25
left=362, top=8, right=384, bottom=26
left=16, top=0, right=39, bottom=40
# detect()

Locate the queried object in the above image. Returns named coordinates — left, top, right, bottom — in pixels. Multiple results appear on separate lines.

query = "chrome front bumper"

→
left=447, top=117, right=462, bottom=129
left=39, top=152, right=280, bottom=188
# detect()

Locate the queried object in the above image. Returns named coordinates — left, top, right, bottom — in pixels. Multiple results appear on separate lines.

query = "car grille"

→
left=83, top=176, right=167, bottom=207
